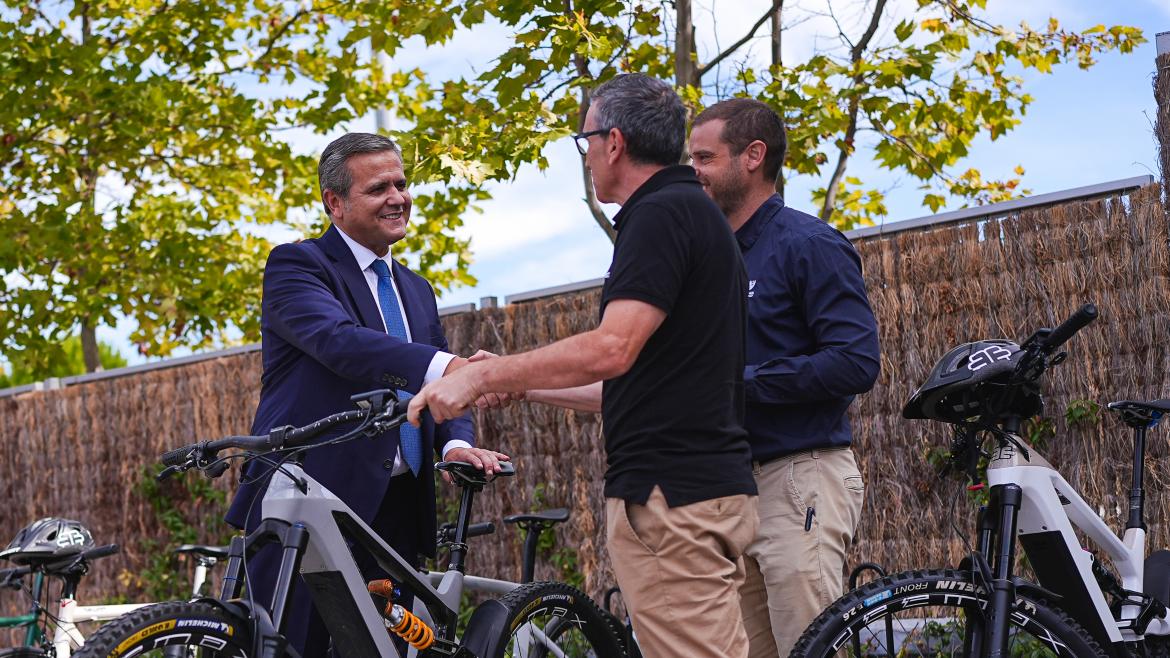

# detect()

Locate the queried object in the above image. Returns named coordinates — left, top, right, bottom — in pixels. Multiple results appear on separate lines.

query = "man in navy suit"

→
left=226, top=132, right=508, bottom=658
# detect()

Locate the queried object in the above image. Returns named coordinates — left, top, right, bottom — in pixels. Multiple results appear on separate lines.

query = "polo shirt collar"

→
left=612, top=165, right=699, bottom=232
left=736, top=194, right=785, bottom=250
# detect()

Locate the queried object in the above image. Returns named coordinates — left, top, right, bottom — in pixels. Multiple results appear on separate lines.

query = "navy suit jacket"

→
left=226, top=225, right=473, bottom=557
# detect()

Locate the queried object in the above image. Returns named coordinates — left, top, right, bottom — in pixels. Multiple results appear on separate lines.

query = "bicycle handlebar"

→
left=158, top=390, right=404, bottom=478
left=0, top=544, right=119, bottom=585
left=1039, top=303, right=1098, bottom=352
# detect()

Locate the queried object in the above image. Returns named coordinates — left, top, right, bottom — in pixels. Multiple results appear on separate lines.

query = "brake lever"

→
left=156, top=464, right=186, bottom=482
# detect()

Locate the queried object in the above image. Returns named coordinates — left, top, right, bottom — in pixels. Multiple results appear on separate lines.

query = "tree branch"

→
left=221, top=8, right=312, bottom=75
left=819, top=0, right=888, bottom=222
left=698, top=0, right=781, bottom=78
left=851, top=0, right=887, bottom=61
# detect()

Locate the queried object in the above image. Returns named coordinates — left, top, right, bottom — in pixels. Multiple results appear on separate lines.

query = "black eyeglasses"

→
left=572, top=128, right=610, bottom=156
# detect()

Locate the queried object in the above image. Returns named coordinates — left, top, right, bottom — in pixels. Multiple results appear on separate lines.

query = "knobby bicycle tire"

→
left=789, top=569, right=1104, bottom=658
left=73, top=601, right=252, bottom=658
left=493, top=581, right=625, bottom=657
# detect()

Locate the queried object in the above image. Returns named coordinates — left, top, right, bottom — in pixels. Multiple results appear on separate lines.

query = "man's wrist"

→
left=444, top=356, right=469, bottom=375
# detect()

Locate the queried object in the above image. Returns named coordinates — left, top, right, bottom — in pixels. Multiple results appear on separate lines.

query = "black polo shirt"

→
left=600, top=165, right=757, bottom=506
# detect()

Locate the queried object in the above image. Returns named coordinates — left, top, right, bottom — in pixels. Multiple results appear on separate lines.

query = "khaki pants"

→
left=740, top=447, right=864, bottom=658
left=606, top=487, right=759, bottom=658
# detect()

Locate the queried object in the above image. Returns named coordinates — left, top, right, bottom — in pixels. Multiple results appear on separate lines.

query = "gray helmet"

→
left=0, top=517, right=94, bottom=565
left=903, top=339, right=1041, bottom=423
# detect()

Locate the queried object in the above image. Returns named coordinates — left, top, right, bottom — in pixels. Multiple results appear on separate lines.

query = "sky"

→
left=97, top=0, right=1170, bottom=364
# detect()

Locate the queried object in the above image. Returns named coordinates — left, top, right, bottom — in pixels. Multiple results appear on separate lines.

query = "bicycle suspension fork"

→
left=985, top=483, right=1024, bottom=658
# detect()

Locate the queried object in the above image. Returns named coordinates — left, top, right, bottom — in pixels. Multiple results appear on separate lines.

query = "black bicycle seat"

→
left=504, top=508, right=570, bottom=526
left=436, top=460, right=516, bottom=488
left=173, top=544, right=231, bottom=560
left=1108, top=399, right=1170, bottom=429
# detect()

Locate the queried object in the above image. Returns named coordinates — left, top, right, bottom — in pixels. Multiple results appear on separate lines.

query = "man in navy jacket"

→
left=689, top=99, right=880, bottom=657
left=226, top=132, right=507, bottom=658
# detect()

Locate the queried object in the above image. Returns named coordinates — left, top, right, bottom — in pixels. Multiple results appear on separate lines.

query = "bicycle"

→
left=790, top=303, right=1170, bottom=657
left=0, top=533, right=226, bottom=658
left=75, top=388, right=624, bottom=657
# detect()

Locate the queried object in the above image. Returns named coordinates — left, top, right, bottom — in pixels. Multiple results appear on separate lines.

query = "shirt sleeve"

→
left=744, top=232, right=881, bottom=404
left=440, top=440, right=473, bottom=459
left=424, top=352, right=456, bottom=385
left=604, top=202, right=690, bottom=314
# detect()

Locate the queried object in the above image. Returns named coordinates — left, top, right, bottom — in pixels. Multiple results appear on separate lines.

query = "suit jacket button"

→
left=383, top=459, right=394, bottom=470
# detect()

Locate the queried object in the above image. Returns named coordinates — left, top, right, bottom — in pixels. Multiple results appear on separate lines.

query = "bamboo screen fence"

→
left=1, top=184, right=1167, bottom=629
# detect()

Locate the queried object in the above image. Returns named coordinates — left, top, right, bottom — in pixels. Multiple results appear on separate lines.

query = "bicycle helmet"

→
left=903, top=339, right=1041, bottom=423
left=0, top=517, right=94, bottom=565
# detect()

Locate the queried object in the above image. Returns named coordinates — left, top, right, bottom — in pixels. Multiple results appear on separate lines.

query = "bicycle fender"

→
left=213, top=597, right=301, bottom=658
left=459, top=599, right=511, bottom=658
left=1014, top=578, right=1064, bottom=604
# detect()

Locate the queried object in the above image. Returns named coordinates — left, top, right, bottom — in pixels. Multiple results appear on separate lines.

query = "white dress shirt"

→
left=336, top=227, right=472, bottom=474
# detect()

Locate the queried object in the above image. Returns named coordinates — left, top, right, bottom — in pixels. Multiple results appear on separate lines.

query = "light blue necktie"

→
left=370, top=259, right=423, bottom=475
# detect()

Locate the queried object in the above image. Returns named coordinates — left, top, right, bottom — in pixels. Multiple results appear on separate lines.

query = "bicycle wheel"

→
left=492, top=581, right=625, bottom=657
left=790, top=569, right=1104, bottom=657
left=73, top=601, right=252, bottom=658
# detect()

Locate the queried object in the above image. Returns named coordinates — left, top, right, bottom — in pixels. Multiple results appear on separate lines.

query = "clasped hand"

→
left=406, top=350, right=525, bottom=426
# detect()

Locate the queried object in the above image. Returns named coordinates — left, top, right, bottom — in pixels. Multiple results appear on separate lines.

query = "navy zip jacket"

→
left=739, top=195, right=880, bottom=462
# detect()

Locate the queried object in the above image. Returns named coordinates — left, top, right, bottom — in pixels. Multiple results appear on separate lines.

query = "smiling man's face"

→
left=327, top=150, right=412, bottom=256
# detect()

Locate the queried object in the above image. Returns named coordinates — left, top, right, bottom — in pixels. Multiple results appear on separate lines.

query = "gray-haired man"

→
left=408, top=74, right=760, bottom=657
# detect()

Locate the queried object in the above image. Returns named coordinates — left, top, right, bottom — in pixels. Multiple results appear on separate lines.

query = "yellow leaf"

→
left=439, top=154, right=494, bottom=184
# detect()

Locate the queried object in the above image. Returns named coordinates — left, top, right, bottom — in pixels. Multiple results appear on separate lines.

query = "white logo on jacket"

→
left=748, top=280, right=756, bottom=298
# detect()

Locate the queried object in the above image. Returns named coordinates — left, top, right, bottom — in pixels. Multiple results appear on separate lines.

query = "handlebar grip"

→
left=281, top=409, right=369, bottom=447
left=160, top=445, right=198, bottom=467
left=82, top=544, right=120, bottom=561
left=1042, top=303, right=1098, bottom=351
left=466, top=522, right=496, bottom=539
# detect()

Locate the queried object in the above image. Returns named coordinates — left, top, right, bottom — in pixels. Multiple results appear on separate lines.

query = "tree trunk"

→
left=674, top=0, right=699, bottom=91
left=569, top=32, right=616, bottom=243
left=80, top=322, right=101, bottom=373
left=77, top=1, right=102, bottom=374
left=771, top=0, right=785, bottom=198
left=1156, top=35, right=1169, bottom=197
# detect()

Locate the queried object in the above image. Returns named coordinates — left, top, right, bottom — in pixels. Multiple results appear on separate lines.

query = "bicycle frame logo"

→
left=968, top=345, right=1014, bottom=372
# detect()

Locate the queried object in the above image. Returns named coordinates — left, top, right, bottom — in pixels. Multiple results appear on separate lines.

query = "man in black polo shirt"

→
left=408, top=73, right=759, bottom=658
left=689, top=98, right=880, bottom=657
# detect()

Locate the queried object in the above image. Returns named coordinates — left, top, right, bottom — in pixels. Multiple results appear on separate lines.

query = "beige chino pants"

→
left=606, top=486, right=759, bottom=658
left=740, top=446, right=864, bottom=658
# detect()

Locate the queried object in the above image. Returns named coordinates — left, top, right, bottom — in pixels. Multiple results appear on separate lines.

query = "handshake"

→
left=405, top=349, right=526, bottom=428
left=406, top=341, right=602, bottom=429
left=464, top=350, right=526, bottom=409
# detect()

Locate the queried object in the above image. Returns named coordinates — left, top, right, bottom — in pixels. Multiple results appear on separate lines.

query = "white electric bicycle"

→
left=792, top=304, right=1170, bottom=657
left=73, top=389, right=624, bottom=658
left=0, top=540, right=226, bottom=658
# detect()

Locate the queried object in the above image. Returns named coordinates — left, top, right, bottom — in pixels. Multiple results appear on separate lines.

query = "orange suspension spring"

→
left=388, top=605, right=435, bottom=650
left=367, top=579, right=434, bottom=650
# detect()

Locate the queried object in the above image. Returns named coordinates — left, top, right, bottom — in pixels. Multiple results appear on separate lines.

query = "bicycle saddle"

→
left=173, top=544, right=231, bottom=560
left=436, top=460, right=516, bottom=489
left=504, top=508, right=570, bottom=526
left=1108, top=399, right=1170, bottom=429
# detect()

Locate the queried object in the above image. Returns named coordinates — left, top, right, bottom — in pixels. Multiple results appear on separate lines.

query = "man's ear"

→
left=742, top=140, right=768, bottom=175
left=606, top=127, right=625, bottom=166
left=322, top=188, right=345, bottom=220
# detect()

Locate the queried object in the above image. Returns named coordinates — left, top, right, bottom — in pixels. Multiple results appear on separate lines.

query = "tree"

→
left=366, top=0, right=1143, bottom=235
left=0, top=335, right=127, bottom=388
left=0, top=1, right=479, bottom=377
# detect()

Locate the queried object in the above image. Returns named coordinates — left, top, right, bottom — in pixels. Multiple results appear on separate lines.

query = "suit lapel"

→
left=392, top=259, right=431, bottom=345
left=316, top=225, right=385, bottom=330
